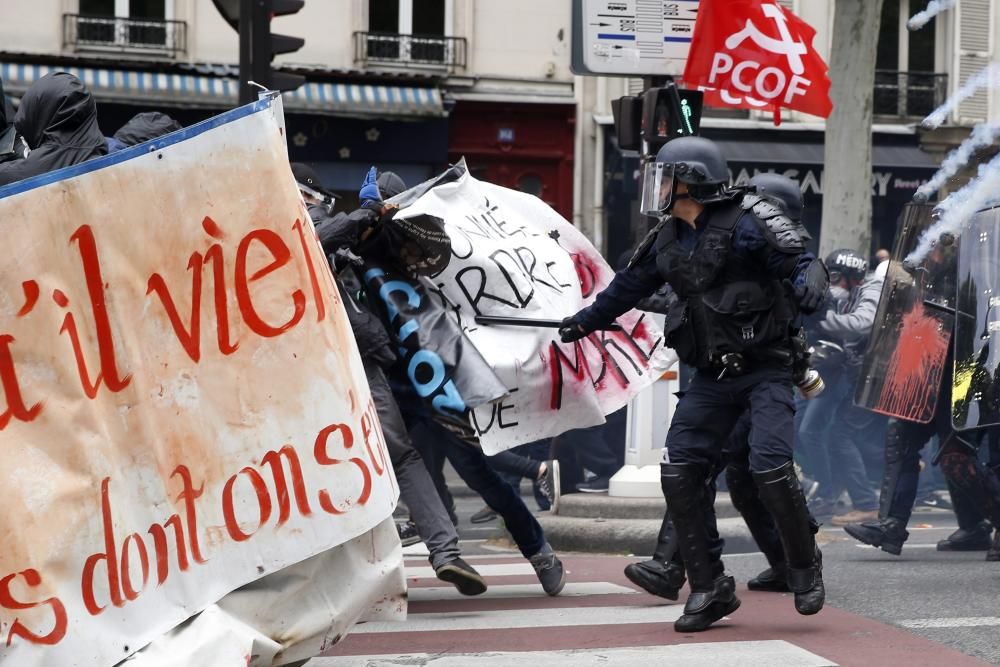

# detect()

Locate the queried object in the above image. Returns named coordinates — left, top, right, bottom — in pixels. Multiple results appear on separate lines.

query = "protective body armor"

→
left=654, top=200, right=796, bottom=369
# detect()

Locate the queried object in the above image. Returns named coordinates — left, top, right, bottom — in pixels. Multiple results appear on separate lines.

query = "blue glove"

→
left=359, top=166, right=382, bottom=210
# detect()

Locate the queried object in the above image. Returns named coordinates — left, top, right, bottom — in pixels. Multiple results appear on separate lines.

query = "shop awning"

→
left=715, top=139, right=938, bottom=169
left=0, top=61, right=444, bottom=117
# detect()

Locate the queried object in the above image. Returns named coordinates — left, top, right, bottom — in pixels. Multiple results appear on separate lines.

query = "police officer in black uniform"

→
left=624, top=173, right=813, bottom=602
left=560, top=137, right=829, bottom=632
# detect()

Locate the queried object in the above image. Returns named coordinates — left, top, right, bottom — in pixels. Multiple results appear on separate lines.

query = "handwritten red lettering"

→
left=260, top=445, right=312, bottom=526
left=0, top=335, right=42, bottom=429
left=235, top=229, right=305, bottom=337
left=0, top=569, right=67, bottom=646
left=222, top=467, right=272, bottom=542
left=292, top=218, right=326, bottom=323
left=81, top=478, right=124, bottom=615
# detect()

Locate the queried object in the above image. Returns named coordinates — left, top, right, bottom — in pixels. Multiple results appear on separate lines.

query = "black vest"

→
left=655, top=202, right=794, bottom=369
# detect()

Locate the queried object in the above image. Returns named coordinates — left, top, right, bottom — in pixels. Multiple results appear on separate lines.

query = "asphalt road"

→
left=444, top=493, right=1000, bottom=664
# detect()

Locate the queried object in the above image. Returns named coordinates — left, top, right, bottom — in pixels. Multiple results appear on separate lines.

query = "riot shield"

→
left=855, top=203, right=956, bottom=423
left=952, top=205, right=1000, bottom=430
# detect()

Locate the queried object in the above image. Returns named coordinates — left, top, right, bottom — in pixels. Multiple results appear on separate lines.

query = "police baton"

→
left=474, top=315, right=623, bottom=332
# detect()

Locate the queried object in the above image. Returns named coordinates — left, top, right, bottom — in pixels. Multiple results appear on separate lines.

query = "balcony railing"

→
left=63, top=14, right=187, bottom=57
left=354, top=32, right=467, bottom=71
left=873, top=70, right=948, bottom=120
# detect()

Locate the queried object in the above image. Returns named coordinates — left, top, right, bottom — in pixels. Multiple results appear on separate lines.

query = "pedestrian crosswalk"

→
left=314, top=551, right=845, bottom=666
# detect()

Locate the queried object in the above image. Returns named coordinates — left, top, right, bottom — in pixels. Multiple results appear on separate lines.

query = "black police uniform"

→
left=564, top=177, right=828, bottom=631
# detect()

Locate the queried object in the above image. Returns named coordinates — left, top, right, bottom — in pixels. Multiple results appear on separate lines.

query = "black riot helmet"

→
left=825, top=248, right=868, bottom=285
left=640, top=136, right=730, bottom=215
left=749, top=173, right=803, bottom=221
left=376, top=170, right=407, bottom=199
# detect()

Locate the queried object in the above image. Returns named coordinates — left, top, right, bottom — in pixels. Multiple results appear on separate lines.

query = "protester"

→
left=561, top=137, right=828, bottom=631
left=321, top=166, right=567, bottom=596
left=0, top=72, right=106, bottom=186
left=106, top=111, right=182, bottom=152
left=470, top=442, right=559, bottom=522
left=296, top=162, right=487, bottom=596
left=796, top=249, right=884, bottom=526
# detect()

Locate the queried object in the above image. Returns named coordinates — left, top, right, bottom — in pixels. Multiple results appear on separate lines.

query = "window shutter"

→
left=627, top=78, right=644, bottom=95
left=777, top=0, right=796, bottom=11
left=956, top=0, right=993, bottom=124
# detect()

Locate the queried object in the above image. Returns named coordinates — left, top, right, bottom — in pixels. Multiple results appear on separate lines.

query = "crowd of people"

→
left=3, top=70, right=999, bottom=639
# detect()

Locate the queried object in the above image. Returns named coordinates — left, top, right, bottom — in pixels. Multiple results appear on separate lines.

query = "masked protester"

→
left=0, top=78, right=28, bottom=165
left=0, top=72, right=106, bottom=187
left=294, top=162, right=487, bottom=596
left=357, top=167, right=567, bottom=597
left=626, top=173, right=816, bottom=603
left=106, top=111, right=182, bottom=152
left=561, top=137, right=828, bottom=632
left=794, top=249, right=885, bottom=527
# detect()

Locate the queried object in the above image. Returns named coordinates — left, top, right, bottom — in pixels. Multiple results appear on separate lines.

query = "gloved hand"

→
left=559, top=315, right=588, bottom=343
left=791, top=259, right=830, bottom=314
left=359, top=166, right=382, bottom=210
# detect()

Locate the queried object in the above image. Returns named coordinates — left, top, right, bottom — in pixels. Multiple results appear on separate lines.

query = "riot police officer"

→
left=561, top=137, right=829, bottom=632
left=624, top=173, right=813, bottom=602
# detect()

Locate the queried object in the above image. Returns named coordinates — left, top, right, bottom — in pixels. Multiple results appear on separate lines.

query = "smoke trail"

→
left=907, top=0, right=957, bottom=30
left=906, top=151, right=1000, bottom=264
left=914, top=122, right=1000, bottom=202
left=922, top=62, right=1000, bottom=129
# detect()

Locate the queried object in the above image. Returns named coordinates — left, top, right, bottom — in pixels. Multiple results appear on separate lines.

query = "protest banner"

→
left=373, top=162, right=675, bottom=454
left=0, top=95, right=400, bottom=666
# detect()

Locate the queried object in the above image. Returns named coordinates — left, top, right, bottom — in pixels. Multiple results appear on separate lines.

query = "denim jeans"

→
left=390, top=372, right=547, bottom=559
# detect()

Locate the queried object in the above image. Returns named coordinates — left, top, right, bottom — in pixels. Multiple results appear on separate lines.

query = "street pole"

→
left=238, top=0, right=254, bottom=105
left=819, top=0, right=885, bottom=258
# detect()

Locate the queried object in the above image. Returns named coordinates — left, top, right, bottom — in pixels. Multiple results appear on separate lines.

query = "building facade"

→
left=0, top=0, right=996, bottom=258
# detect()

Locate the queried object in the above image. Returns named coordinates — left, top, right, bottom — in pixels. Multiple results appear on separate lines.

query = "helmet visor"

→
left=639, top=162, right=676, bottom=216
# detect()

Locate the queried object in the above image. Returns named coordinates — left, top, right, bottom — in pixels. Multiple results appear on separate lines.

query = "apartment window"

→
left=364, top=0, right=456, bottom=65
left=77, top=0, right=170, bottom=49
left=874, top=0, right=946, bottom=118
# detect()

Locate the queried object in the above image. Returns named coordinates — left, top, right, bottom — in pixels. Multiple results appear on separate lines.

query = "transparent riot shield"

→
left=952, top=205, right=1000, bottom=430
left=855, top=203, right=957, bottom=423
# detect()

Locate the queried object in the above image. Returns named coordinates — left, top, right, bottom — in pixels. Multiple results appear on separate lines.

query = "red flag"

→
left=681, top=0, right=832, bottom=124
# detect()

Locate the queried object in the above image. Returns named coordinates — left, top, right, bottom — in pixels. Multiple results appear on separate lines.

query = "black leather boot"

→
left=624, top=512, right=687, bottom=600
left=726, top=463, right=788, bottom=592
left=661, top=464, right=740, bottom=632
left=937, top=523, right=992, bottom=551
left=844, top=517, right=909, bottom=555
left=754, top=462, right=825, bottom=615
left=988, top=529, right=1000, bottom=562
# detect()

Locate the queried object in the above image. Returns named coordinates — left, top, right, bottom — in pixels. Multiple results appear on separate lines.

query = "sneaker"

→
left=919, top=493, right=953, bottom=511
left=530, top=546, right=566, bottom=596
left=396, top=520, right=420, bottom=547
left=798, top=472, right=819, bottom=501
left=435, top=558, right=487, bottom=596
left=536, top=460, right=561, bottom=511
left=936, top=523, right=992, bottom=551
left=470, top=506, right=498, bottom=524
left=576, top=476, right=610, bottom=493
left=807, top=497, right=838, bottom=519
left=831, top=509, right=878, bottom=527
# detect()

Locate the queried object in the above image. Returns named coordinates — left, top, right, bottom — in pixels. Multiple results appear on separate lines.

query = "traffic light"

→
left=212, top=0, right=306, bottom=105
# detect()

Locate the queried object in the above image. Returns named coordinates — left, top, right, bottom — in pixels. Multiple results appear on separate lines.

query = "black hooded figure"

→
left=0, top=72, right=107, bottom=187
left=107, top=111, right=182, bottom=152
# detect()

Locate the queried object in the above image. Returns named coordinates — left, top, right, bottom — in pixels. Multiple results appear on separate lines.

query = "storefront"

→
left=602, top=122, right=939, bottom=265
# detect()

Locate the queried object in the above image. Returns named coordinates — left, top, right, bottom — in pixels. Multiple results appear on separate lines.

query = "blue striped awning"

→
left=0, top=61, right=444, bottom=117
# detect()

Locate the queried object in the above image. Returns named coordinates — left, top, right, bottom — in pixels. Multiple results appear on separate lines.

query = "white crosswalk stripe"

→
left=899, top=616, right=1000, bottom=628
left=405, top=562, right=535, bottom=578
left=311, top=641, right=837, bottom=666
left=409, top=581, right=635, bottom=601
left=352, top=604, right=685, bottom=633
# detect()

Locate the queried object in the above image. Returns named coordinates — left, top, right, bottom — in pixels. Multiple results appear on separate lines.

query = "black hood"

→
left=113, top=111, right=182, bottom=147
left=0, top=72, right=107, bottom=187
left=377, top=171, right=407, bottom=199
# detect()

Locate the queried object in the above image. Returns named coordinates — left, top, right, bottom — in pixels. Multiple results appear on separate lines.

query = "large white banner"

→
left=0, top=96, right=399, bottom=666
left=390, top=165, right=675, bottom=454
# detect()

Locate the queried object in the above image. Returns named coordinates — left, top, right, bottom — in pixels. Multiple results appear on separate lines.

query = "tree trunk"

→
left=819, top=0, right=884, bottom=258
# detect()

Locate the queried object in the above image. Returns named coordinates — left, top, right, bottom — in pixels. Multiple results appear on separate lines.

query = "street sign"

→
left=571, top=0, right=700, bottom=77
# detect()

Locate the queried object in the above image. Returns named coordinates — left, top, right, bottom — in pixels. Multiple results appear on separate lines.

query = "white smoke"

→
left=906, top=151, right=1000, bottom=264
left=922, top=62, right=1000, bottom=129
left=907, top=0, right=958, bottom=30
left=914, top=122, right=1000, bottom=202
